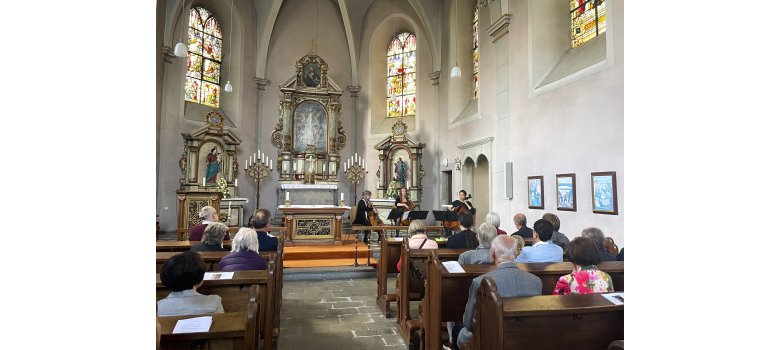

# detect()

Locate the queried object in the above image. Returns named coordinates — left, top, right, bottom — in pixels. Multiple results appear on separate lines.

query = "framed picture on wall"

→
left=591, top=171, right=618, bottom=215
left=528, top=176, right=544, bottom=209
left=556, top=173, right=577, bottom=211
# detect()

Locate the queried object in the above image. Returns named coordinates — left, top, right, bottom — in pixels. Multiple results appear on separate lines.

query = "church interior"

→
left=155, top=0, right=624, bottom=348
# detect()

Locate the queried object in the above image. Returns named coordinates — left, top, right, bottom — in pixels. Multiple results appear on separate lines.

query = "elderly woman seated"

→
left=553, top=237, right=614, bottom=295
left=191, top=222, right=227, bottom=252
left=219, top=227, right=268, bottom=271
left=396, top=220, right=438, bottom=271
left=485, top=212, right=507, bottom=235
left=457, top=223, right=497, bottom=265
left=157, top=251, right=224, bottom=316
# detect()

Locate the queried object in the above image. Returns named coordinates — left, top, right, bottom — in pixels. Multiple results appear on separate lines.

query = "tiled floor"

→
left=278, top=277, right=407, bottom=350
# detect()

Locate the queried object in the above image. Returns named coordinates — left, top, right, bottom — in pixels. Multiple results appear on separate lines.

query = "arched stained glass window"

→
left=472, top=5, right=479, bottom=100
left=185, top=7, right=223, bottom=108
left=387, top=32, right=417, bottom=118
left=570, top=0, right=606, bottom=48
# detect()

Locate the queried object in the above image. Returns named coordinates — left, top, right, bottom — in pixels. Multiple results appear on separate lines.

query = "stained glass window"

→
left=570, top=0, right=606, bottom=48
left=387, top=32, right=417, bottom=118
left=472, top=5, right=479, bottom=100
left=185, top=7, right=222, bottom=108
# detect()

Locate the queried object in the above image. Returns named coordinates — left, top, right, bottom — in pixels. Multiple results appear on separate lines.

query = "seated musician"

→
left=446, top=212, right=479, bottom=249
left=514, top=219, right=563, bottom=263
left=485, top=212, right=508, bottom=235
left=553, top=237, right=614, bottom=295
left=250, top=208, right=278, bottom=252
left=396, top=219, right=438, bottom=271
left=187, top=206, right=229, bottom=241
left=450, top=190, right=476, bottom=216
left=219, top=228, right=268, bottom=271
left=395, top=187, right=415, bottom=224
left=191, top=223, right=227, bottom=252
left=457, top=223, right=497, bottom=265
left=353, top=190, right=377, bottom=244
left=451, top=236, right=542, bottom=350
left=158, top=251, right=225, bottom=316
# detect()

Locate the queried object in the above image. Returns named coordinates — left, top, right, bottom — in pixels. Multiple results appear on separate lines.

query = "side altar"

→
left=278, top=205, right=350, bottom=246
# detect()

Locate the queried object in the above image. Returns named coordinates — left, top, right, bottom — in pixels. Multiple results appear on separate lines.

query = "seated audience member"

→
left=616, top=248, right=624, bottom=261
left=158, top=251, right=224, bottom=316
left=187, top=206, right=220, bottom=241
left=250, top=208, right=278, bottom=251
left=458, top=223, right=497, bottom=265
left=452, top=236, right=543, bottom=349
left=219, top=228, right=268, bottom=271
left=191, top=222, right=227, bottom=252
left=542, top=213, right=570, bottom=249
left=396, top=220, right=438, bottom=276
left=446, top=212, right=479, bottom=249
left=485, top=212, right=507, bottom=235
left=510, top=212, right=533, bottom=238
left=510, top=235, right=525, bottom=258
left=553, top=237, right=614, bottom=295
left=581, top=227, right=617, bottom=262
left=515, top=219, right=564, bottom=263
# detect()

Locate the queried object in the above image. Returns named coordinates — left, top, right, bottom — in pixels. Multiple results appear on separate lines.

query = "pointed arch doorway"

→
left=458, top=137, right=494, bottom=227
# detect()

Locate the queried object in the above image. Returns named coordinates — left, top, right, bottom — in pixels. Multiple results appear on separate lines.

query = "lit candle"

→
left=245, top=159, right=248, bottom=170
left=340, top=192, right=344, bottom=201
left=286, top=191, right=290, bottom=201
left=202, top=177, right=206, bottom=186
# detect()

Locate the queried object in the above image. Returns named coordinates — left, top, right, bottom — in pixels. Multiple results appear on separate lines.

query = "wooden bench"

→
left=175, top=226, right=289, bottom=241
left=158, top=284, right=259, bottom=350
left=396, top=241, right=468, bottom=346
left=376, top=233, right=404, bottom=316
left=473, top=278, right=624, bottom=350
left=157, top=240, right=232, bottom=252
left=421, top=257, right=624, bottom=350
left=156, top=269, right=276, bottom=350
left=156, top=251, right=276, bottom=273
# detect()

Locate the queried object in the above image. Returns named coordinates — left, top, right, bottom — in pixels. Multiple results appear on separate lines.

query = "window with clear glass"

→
left=570, top=0, right=606, bottom=48
left=386, top=32, right=417, bottom=118
left=185, top=7, right=222, bottom=108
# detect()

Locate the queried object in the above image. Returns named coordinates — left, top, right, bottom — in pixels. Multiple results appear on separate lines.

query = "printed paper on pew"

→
left=172, top=316, right=213, bottom=334
left=203, top=272, right=235, bottom=280
left=601, top=292, right=624, bottom=305
left=442, top=261, right=465, bottom=273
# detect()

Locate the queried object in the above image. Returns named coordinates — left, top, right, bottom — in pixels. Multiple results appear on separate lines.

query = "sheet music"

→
left=442, top=261, right=465, bottom=273
left=203, top=272, right=235, bottom=280
left=172, top=316, right=213, bottom=334
left=601, top=292, right=624, bottom=305
left=402, top=211, right=411, bottom=220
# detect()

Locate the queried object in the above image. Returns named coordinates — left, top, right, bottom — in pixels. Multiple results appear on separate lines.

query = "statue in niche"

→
left=394, top=157, right=409, bottom=187
left=205, top=146, right=222, bottom=183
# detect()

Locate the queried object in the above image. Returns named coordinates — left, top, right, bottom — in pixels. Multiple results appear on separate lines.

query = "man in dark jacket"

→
left=446, top=212, right=479, bottom=249
left=250, top=208, right=278, bottom=251
left=510, top=212, right=533, bottom=238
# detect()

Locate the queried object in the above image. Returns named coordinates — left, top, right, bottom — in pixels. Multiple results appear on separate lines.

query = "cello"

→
left=445, top=194, right=473, bottom=231
left=366, top=201, right=384, bottom=238
left=396, top=188, right=416, bottom=226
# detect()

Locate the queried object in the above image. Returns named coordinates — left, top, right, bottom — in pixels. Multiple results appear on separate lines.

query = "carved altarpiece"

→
left=176, top=111, right=241, bottom=236
left=271, top=53, right=346, bottom=185
left=374, top=120, right=426, bottom=202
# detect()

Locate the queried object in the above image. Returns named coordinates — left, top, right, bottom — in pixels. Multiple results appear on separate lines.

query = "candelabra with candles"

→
left=245, top=150, right=274, bottom=211
left=343, top=153, right=368, bottom=206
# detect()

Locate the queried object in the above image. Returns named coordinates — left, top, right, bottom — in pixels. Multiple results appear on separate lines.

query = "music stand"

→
left=387, top=208, right=403, bottom=222
left=407, top=211, right=428, bottom=221
left=433, top=210, right=459, bottom=237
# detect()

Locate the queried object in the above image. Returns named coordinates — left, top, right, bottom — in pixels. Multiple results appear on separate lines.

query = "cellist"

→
left=450, top=190, right=476, bottom=216
left=395, top=187, right=416, bottom=225
left=354, top=190, right=379, bottom=244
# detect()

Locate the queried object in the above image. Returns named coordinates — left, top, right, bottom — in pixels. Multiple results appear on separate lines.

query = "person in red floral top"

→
left=553, top=237, right=614, bottom=295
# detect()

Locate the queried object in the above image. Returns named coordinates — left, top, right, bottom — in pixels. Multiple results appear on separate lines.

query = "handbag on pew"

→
left=605, top=237, right=619, bottom=256
left=408, top=239, right=428, bottom=297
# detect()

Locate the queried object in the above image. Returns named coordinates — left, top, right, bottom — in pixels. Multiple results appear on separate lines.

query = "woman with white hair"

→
left=457, top=223, right=497, bottom=265
left=191, top=222, right=227, bottom=252
left=219, top=227, right=268, bottom=271
left=485, top=211, right=507, bottom=235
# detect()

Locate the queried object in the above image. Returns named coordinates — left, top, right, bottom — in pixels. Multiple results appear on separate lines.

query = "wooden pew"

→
left=396, top=241, right=468, bottom=346
left=157, top=269, right=275, bottom=350
left=421, top=257, right=624, bottom=350
left=175, top=226, right=289, bottom=241
left=376, top=232, right=404, bottom=316
left=156, top=251, right=276, bottom=273
left=159, top=284, right=259, bottom=350
left=473, top=278, right=623, bottom=350
left=157, top=240, right=232, bottom=252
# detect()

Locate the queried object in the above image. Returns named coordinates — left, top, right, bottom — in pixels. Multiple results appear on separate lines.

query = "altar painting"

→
left=293, top=101, right=327, bottom=153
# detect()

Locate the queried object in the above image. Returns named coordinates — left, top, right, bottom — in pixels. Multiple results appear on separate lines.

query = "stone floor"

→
left=278, top=276, right=407, bottom=350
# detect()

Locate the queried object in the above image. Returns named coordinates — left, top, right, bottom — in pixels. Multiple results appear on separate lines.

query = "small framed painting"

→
left=591, top=171, right=618, bottom=215
left=556, top=173, right=577, bottom=211
left=528, top=176, right=544, bottom=209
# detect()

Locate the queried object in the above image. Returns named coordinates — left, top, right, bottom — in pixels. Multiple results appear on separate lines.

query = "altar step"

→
left=282, top=241, right=379, bottom=268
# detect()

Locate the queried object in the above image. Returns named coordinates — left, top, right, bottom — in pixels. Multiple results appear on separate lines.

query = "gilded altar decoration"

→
left=271, top=53, right=345, bottom=185
left=374, top=120, right=426, bottom=201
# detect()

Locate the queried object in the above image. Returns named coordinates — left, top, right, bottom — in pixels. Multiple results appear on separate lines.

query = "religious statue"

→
left=206, top=146, right=222, bottom=183
left=394, top=157, right=408, bottom=187
left=304, top=145, right=316, bottom=184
